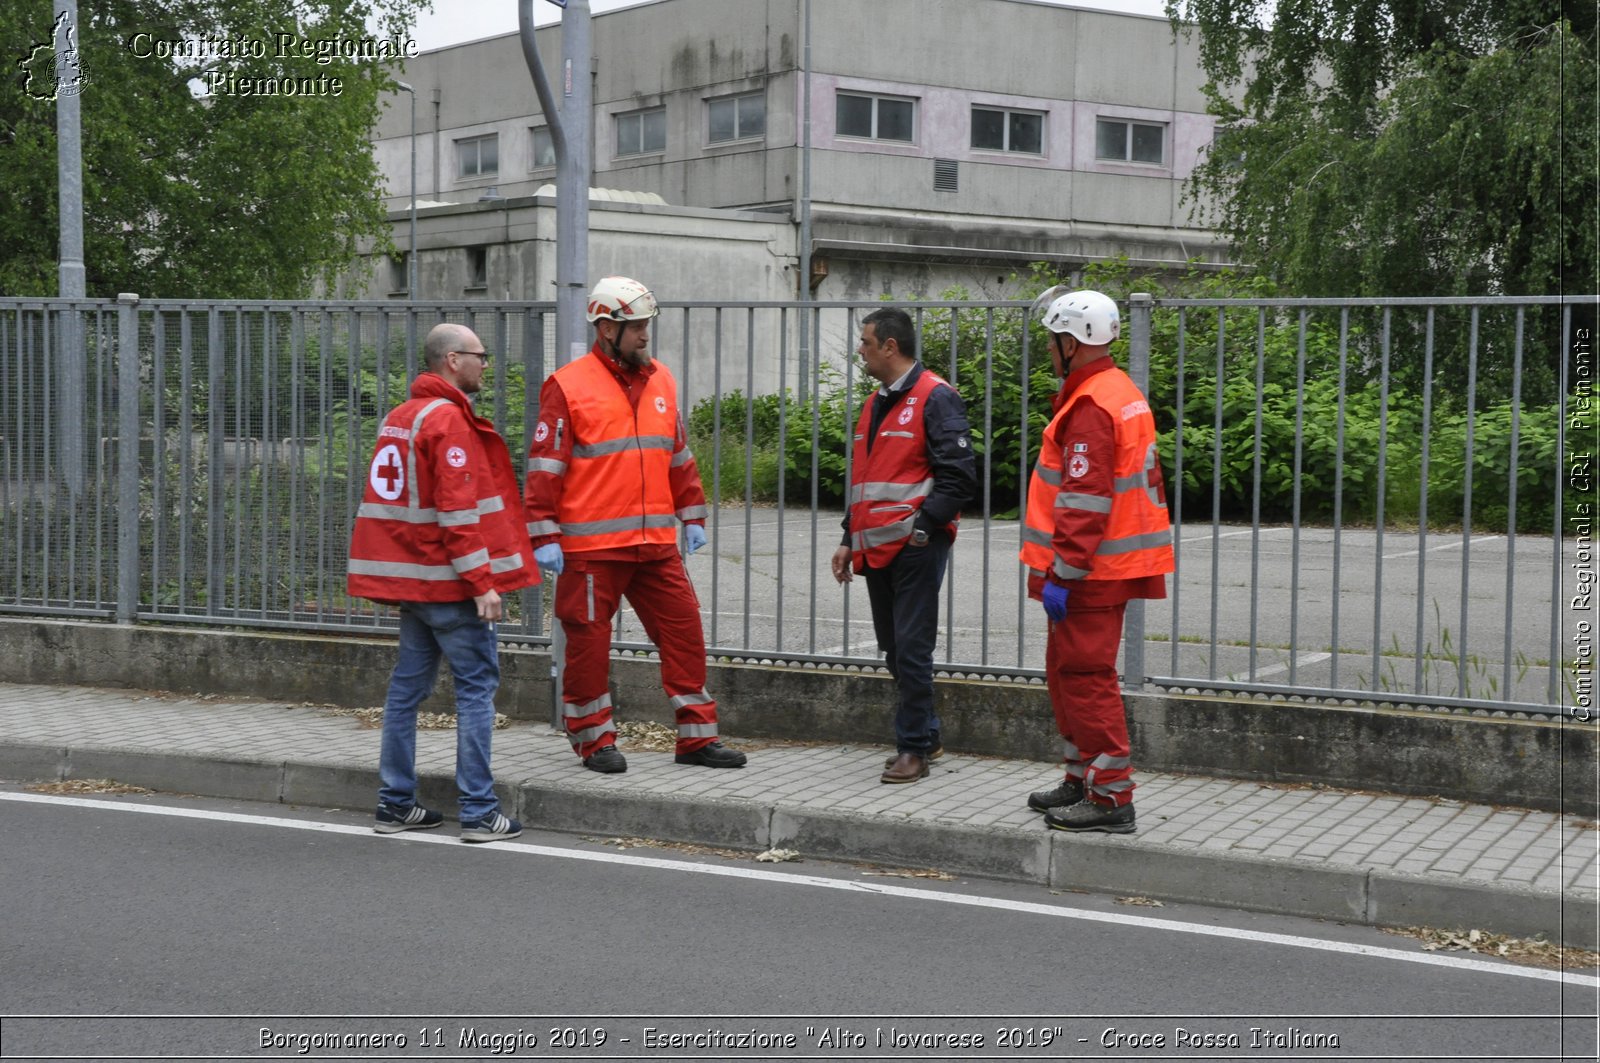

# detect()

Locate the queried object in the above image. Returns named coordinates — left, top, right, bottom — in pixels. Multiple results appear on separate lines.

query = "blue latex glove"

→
left=534, top=543, right=564, bottom=575
left=1042, top=580, right=1069, bottom=623
left=684, top=524, right=707, bottom=555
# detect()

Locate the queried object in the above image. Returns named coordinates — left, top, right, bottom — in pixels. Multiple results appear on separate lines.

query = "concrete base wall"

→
left=4, top=617, right=1593, bottom=815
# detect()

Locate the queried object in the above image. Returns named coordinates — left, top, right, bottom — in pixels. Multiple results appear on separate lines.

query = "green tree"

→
left=1167, top=0, right=1597, bottom=299
left=0, top=0, right=425, bottom=299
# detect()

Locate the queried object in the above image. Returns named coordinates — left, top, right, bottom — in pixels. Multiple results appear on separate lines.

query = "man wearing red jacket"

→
left=524, top=276, right=746, bottom=774
left=348, top=323, right=537, bottom=843
left=1019, top=290, right=1174, bottom=834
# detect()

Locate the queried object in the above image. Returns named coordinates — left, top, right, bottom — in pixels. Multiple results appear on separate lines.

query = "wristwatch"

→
left=911, top=528, right=929, bottom=547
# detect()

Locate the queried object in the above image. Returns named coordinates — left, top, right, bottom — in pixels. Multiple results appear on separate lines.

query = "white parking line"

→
left=1227, top=652, right=1334, bottom=683
left=1384, top=534, right=1504, bottom=561
left=5, top=792, right=1591, bottom=988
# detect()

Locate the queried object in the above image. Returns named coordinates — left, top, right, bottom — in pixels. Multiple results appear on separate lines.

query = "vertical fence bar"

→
left=710, top=306, right=723, bottom=646
left=115, top=294, right=140, bottom=622
left=1208, top=308, right=1225, bottom=679
left=1017, top=303, right=1031, bottom=669
left=807, top=303, right=822, bottom=655
left=178, top=310, right=195, bottom=613
left=842, top=306, right=858, bottom=655
left=743, top=305, right=755, bottom=650
left=980, top=308, right=996, bottom=666
left=1503, top=307, right=1524, bottom=698
left=776, top=306, right=788, bottom=652
left=1549, top=305, right=1569, bottom=705
left=1171, top=307, right=1186, bottom=676
left=1459, top=308, right=1480, bottom=696
left=1125, top=293, right=1152, bottom=686
left=1330, top=310, right=1349, bottom=688
left=944, top=306, right=959, bottom=664
left=1370, top=309, right=1392, bottom=694
left=1414, top=310, right=1436, bottom=693
left=1288, top=310, right=1307, bottom=684
left=151, top=308, right=166, bottom=612
left=1247, top=308, right=1265, bottom=680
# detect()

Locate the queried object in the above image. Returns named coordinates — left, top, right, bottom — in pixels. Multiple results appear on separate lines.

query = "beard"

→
left=620, top=345, right=652, bottom=369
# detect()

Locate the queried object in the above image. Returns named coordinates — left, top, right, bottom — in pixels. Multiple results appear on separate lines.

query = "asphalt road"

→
left=1, top=788, right=1594, bottom=1062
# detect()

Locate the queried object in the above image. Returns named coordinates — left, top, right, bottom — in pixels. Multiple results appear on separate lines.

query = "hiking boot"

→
left=880, top=751, right=930, bottom=784
left=583, top=744, right=628, bottom=773
left=675, top=741, right=747, bottom=768
left=460, top=809, right=522, bottom=843
left=1026, top=779, right=1085, bottom=813
left=1044, top=799, right=1136, bottom=835
left=373, top=802, right=444, bottom=834
left=884, top=743, right=944, bottom=769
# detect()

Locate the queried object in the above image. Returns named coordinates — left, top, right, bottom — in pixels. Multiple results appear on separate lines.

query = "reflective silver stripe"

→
left=858, top=516, right=913, bottom=549
left=566, top=722, right=612, bottom=745
left=573, top=434, right=674, bottom=458
left=669, top=691, right=714, bottom=710
left=406, top=399, right=454, bottom=510
left=1057, top=491, right=1112, bottom=513
left=849, top=478, right=933, bottom=505
left=879, top=430, right=914, bottom=439
left=1053, top=557, right=1091, bottom=580
left=1113, top=472, right=1150, bottom=493
left=1089, top=777, right=1135, bottom=795
left=489, top=553, right=525, bottom=573
left=450, top=548, right=490, bottom=574
left=678, top=723, right=718, bottom=738
left=359, top=502, right=437, bottom=524
left=676, top=505, right=708, bottom=521
left=529, top=457, right=567, bottom=475
left=1023, top=526, right=1052, bottom=548
left=1061, top=738, right=1082, bottom=762
left=563, top=513, right=678, bottom=537
left=476, top=496, right=506, bottom=516
left=527, top=519, right=561, bottom=537
left=1089, top=753, right=1131, bottom=771
left=1034, top=464, right=1062, bottom=487
left=564, top=693, right=613, bottom=719
left=670, top=447, right=693, bottom=468
left=1096, top=528, right=1173, bottom=556
left=437, top=509, right=481, bottom=527
left=348, top=558, right=460, bottom=581
left=585, top=573, right=595, bottom=621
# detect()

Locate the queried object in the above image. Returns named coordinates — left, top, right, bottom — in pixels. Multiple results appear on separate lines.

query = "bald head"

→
left=424, top=323, right=478, bottom=371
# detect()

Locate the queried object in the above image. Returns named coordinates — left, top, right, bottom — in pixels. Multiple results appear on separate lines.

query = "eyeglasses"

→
left=454, top=349, right=491, bottom=363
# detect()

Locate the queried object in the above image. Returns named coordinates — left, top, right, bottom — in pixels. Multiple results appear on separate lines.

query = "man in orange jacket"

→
left=348, top=323, right=537, bottom=843
left=524, top=276, right=746, bottom=774
left=1019, top=290, right=1174, bottom=834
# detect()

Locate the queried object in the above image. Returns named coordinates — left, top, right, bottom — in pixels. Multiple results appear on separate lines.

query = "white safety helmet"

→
left=585, top=276, right=658, bottom=323
left=1035, top=287, right=1120, bottom=346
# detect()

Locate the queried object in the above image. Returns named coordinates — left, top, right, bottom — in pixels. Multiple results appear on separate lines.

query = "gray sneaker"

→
left=461, top=809, right=522, bottom=843
left=1044, top=799, right=1136, bottom=834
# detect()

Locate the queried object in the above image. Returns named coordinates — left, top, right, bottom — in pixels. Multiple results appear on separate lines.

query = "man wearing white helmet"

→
left=1017, top=288, right=1173, bottom=833
left=523, top=276, right=746, bottom=774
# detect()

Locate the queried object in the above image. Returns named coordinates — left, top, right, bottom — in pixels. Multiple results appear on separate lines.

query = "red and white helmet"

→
left=1035, top=287, right=1120, bottom=345
left=585, top=276, right=658, bottom=323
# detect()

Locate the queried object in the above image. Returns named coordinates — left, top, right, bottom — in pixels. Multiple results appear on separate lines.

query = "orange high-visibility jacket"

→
left=547, top=352, right=705, bottom=553
left=347, top=373, right=537, bottom=603
left=1020, top=364, right=1174, bottom=582
left=847, top=370, right=959, bottom=572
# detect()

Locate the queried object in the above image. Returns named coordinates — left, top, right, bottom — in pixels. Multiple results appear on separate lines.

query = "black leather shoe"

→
left=1026, top=779, right=1085, bottom=813
left=1044, top=799, right=1136, bottom=834
left=582, top=744, right=627, bottom=773
left=675, top=741, right=747, bottom=768
left=884, top=743, right=943, bottom=769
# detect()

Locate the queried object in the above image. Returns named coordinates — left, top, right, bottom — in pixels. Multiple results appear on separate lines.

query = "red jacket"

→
left=524, top=347, right=707, bottom=560
left=347, top=373, right=537, bottom=603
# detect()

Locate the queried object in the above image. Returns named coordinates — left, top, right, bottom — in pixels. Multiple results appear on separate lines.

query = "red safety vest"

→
left=553, top=351, right=685, bottom=553
left=347, top=374, right=536, bottom=603
left=1019, top=366, right=1174, bottom=581
left=847, top=370, right=959, bottom=572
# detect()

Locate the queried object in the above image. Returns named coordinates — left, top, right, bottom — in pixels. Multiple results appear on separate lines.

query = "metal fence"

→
left=1, top=294, right=1589, bottom=717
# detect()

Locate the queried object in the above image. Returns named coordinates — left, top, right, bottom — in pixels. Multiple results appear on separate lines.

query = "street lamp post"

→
left=395, top=81, right=417, bottom=299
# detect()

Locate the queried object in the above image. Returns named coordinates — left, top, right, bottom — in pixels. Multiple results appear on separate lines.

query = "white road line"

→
left=5, top=792, right=1592, bottom=988
left=1179, top=527, right=1290, bottom=545
left=1227, top=652, right=1334, bottom=683
left=1384, top=534, right=1504, bottom=561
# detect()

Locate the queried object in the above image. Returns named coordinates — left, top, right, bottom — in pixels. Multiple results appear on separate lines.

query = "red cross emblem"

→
left=370, top=444, right=405, bottom=500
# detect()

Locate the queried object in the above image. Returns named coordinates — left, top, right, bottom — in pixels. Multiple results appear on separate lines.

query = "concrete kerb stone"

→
left=1049, top=835, right=1370, bottom=925
left=515, top=782, right=771, bottom=851
left=1366, top=870, right=1598, bottom=952
left=64, top=748, right=284, bottom=804
left=0, top=742, right=66, bottom=783
left=769, top=807, right=1053, bottom=884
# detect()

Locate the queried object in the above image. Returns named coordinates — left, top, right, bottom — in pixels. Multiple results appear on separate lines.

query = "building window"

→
left=708, top=92, right=765, bottom=144
left=531, top=127, right=555, bottom=169
left=1095, top=118, right=1164, bottom=165
left=836, top=92, right=915, bottom=143
left=971, top=107, right=1043, bottom=154
left=389, top=253, right=409, bottom=294
left=615, top=107, right=666, bottom=157
left=466, top=247, right=487, bottom=290
left=456, top=134, right=498, bottom=178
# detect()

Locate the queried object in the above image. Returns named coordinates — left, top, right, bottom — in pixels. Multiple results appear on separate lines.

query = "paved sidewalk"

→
left=0, top=682, right=1594, bottom=948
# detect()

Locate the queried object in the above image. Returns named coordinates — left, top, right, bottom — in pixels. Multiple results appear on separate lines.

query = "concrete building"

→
left=343, top=0, right=1229, bottom=308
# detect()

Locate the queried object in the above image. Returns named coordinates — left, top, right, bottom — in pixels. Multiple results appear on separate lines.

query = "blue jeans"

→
left=863, top=533, right=950, bottom=756
left=378, top=599, right=501, bottom=822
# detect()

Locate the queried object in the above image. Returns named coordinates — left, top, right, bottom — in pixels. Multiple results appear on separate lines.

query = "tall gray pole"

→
left=395, top=82, right=418, bottom=298
left=55, top=0, right=86, bottom=498
left=796, top=0, right=812, bottom=402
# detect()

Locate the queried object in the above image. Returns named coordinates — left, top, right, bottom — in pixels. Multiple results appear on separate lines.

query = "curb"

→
left=5, top=742, right=1594, bottom=950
